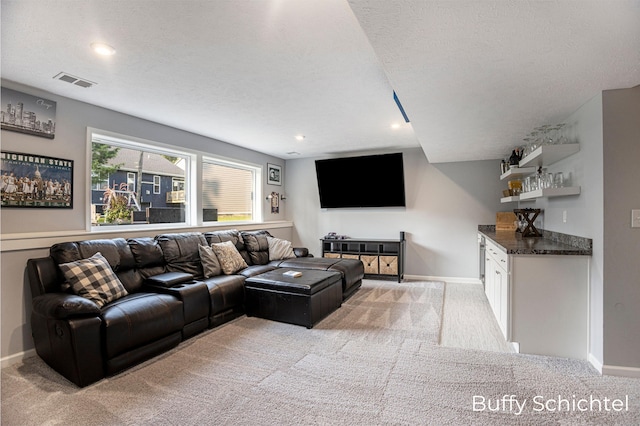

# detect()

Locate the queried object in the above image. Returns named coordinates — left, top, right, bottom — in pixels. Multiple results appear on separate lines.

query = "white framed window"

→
left=172, top=177, right=185, bottom=192
left=202, top=157, right=261, bottom=223
left=89, top=129, right=193, bottom=229
left=126, top=172, right=135, bottom=192
left=153, top=175, right=161, bottom=194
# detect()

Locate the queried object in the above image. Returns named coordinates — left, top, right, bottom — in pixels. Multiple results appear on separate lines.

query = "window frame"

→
left=87, top=128, right=195, bottom=231
left=126, top=172, right=135, bottom=192
left=153, top=175, right=161, bottom=194
left=86, top=128, right=264, bottom=232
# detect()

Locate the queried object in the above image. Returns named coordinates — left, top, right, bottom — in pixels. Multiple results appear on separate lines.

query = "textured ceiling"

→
left=349, top=0, right=640, bottom=162
left=2, top=1, right=639, bottom=162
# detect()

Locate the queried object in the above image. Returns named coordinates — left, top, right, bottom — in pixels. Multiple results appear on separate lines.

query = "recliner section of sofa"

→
left=26, top=229, right=364, bottom=387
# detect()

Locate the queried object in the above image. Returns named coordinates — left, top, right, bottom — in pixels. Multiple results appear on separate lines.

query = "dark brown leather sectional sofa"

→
left=26, top=229, right=363, bottom=387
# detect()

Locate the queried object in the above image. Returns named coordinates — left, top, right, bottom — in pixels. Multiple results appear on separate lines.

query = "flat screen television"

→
left=315, top=153, right=406, bottom=208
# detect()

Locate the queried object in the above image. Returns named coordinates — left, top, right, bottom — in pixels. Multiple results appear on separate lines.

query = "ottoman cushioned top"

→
left=246, top=269, right=341, bottom=296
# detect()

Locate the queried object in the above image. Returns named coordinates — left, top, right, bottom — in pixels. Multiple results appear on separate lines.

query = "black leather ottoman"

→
left=245, top=269, right=342, bottom=329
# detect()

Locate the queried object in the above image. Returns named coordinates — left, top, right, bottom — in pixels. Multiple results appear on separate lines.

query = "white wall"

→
left=285, top=147, right=504, bottom=279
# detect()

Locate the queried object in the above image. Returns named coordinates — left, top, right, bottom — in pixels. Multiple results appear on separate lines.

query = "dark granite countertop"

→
left=478, top=225, right=592, bottom=256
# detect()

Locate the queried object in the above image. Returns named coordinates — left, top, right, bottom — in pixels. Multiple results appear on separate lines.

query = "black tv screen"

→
left=315, top=153, right=406, bottom=208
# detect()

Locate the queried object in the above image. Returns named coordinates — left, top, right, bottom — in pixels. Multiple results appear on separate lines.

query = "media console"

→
left=321, top=232, right=405, bottom=282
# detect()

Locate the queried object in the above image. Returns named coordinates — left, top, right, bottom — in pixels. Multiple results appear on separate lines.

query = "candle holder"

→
left=514, top=208, right=542, bottom=237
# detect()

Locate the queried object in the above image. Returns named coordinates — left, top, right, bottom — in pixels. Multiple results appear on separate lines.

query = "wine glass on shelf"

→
left=526, top=131, right=540, bottom=156
left=537, top=125, right=553, bottom=145
left=555, top=123, right=568, bottom=144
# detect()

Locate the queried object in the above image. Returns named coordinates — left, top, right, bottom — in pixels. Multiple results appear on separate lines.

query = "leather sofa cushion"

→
left=329, top=259, right=365, bottom=293
left=51, top=242, right=82, bottom=264
left=128, top=237, right=167, bottom=280
left=146, top=271, right=194, bottom=288
left=128, top=237, right=165, bottom=269
left=240, top=230, right=271, bottom=265
left=76, top=239, right=142, bottom=292
left=32, top=293, right=101, bottom=319
left=239, top=264, right=277, bottom=278
left=101, top=292, right=183, bottom=359
left=156, top=233, right=207, bottom=278
left=77, top=238, right=135, bottom=272
left=202, top=275, right=246, bottom=315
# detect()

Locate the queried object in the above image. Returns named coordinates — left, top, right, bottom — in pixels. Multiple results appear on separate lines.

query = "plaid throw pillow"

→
left=58, top=252, right=129, bottom=308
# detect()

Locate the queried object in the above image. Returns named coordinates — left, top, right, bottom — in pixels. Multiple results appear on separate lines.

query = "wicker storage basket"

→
left=341, top=254, right=359, bottom=260
left=323, top=252, right=341, bottom=259
left=379, top=255, right=398, bottom=275
left=360, top=255, right=379, bottom=274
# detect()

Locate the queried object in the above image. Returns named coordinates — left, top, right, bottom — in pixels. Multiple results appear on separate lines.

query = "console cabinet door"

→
left=495, top=263, right=509, bottom=339
left=484, top=255, right=496, bottom=315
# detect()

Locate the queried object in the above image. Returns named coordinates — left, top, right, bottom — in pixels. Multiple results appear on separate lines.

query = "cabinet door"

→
left=484, top=255, right=496, bottom=313
left=495, top=264, right=509, bottom=339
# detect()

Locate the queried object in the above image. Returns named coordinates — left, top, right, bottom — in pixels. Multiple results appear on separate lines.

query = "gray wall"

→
left=536, top=92, right=605, bottom=365
left=285, top=147, right=505, bottom=279
left=539, top=86, right=640, bottom=372
left=0, top=80, right=288, bottom=363
left=602, top=86, right=640, bottom=370
left=0, top=80, right=287, bottom=234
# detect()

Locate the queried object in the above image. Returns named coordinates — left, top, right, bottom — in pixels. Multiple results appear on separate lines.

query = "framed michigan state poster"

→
left=1, top=151, right=73, bottom=208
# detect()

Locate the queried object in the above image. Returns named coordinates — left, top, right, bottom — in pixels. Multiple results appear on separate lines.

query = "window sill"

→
left=1, top=220, right=293, bottom=252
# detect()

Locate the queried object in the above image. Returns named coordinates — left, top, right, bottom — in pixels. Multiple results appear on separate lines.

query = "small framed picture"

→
left=1, top=87, right=57, bottom=139
left=267, top=163, right=282, bottom=186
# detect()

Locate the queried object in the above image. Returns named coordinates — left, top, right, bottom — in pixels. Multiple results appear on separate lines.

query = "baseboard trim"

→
left=601, top=364, right=640, bottom=378
left=588, top=353, right=603, bottom=374
left=1, top=348, right=36, bottom=369
left=404, top=274, right=482, bottom=285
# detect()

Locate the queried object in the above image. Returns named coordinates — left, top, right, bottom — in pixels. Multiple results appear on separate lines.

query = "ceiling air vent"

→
left=53, top=72, right=96, bottom=88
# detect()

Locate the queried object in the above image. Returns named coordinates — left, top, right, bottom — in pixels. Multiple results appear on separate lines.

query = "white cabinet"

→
left=484, top=240, right=509, bottom=339
left=500, top=143, right=581, bottom=203
left=481, top=234, right=589, bottom=359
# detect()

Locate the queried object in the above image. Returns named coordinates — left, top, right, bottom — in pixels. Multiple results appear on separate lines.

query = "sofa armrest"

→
left=145, top=271, right=194, bottom=288
left=293, top=247, right=311, bottom=258
left=32, top=293, right=100, bottom=319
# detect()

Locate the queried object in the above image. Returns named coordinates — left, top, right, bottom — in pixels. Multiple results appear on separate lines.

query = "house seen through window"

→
left=91, top=137, right=189, bottom=226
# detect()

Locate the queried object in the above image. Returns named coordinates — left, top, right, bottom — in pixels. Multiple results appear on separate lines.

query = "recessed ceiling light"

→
left=287, top=151, right=301, bottom=156
left=295, top=135, right=305, bottom=141
left=391, top=123, right=401, bottom=129
left=91, top=42, right=116, bottom=56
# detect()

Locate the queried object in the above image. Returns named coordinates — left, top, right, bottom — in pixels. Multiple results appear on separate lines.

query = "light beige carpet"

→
left=2, top=280, right=639, bottom=425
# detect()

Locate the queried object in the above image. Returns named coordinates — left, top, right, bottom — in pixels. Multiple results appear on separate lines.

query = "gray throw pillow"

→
left=199, top=244, right=222, bottom=278
left=267, top=236, right=296, bottom=261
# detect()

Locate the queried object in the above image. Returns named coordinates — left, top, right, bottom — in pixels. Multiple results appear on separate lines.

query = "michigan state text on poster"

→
left=1, top=151, right=73, bottom=208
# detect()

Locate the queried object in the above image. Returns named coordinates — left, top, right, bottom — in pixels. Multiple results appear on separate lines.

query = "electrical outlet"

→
left=632, top=209, right=640, bottom=228
left=562, top=210, right=567, bottom=223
